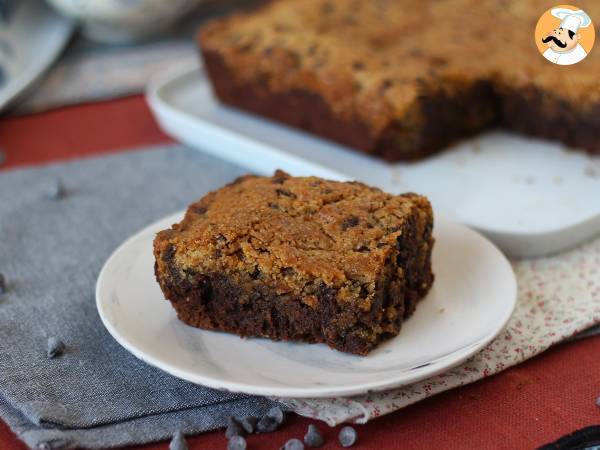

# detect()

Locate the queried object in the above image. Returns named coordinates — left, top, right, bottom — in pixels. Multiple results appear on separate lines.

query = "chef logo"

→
left=535, top=5, right=595, bottom=65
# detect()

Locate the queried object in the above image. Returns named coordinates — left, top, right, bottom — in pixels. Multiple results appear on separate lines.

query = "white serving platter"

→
left=0, top=0, right=74, bottom=112
left=147, top=62, right=600, bottom=258
left=96, top=211, right=516, bottom=398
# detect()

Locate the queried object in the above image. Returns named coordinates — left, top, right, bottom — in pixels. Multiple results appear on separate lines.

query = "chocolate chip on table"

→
left=256, top=415, right=279, bottom=433
left=227, top=435, right=247, bottom=450
left=238, top=416, right=258, bottom=434
left=169, top=431, right=188, bottom=450
left=0, top=272, right=6, bottom=295
left=282, top=438, right=305, bottom=450
left=37, top=439, right=70, bottom=450
left=47, top=337, right=66, bottom=358
left=257, top=406, right=286, bottom=433
left=268, top=406, right=285, bottom=424
left=46, top=178, right=67, bottom=200
left=226, top=416, right=245, bottom=438
left=304, top=424, right=324, bottom=447
left=338, top=426, right=357, bottom=447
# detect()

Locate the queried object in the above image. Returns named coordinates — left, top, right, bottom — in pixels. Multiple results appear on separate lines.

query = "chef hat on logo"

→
left=551, top=8, right=592, bottom=33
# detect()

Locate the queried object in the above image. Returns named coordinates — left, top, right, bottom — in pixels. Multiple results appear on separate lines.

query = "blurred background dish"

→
left=0, top=0, right=74, bottom=112
left=46, top=0, right=206, bottom=43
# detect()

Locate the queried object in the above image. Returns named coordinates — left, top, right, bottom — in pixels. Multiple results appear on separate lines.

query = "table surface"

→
left=1, top=96, right=599, bottom=450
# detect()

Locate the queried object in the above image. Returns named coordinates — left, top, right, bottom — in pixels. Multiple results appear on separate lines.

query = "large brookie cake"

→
left=154, top=171, right=434, bottom=355
left=198, top=0, right=600, bottom=161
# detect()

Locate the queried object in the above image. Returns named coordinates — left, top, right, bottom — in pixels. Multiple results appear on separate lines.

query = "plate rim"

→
left=96, top=210, right=517, bottom=398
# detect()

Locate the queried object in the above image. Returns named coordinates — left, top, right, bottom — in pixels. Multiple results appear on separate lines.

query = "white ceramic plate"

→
left=96, top=211, right=516, bottom=398
left=146, top=63, right=600, bottom=258
left=0, top=0, right=74, bottom=111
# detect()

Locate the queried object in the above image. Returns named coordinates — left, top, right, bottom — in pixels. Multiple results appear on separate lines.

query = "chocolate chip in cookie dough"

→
left=341, top=215, right=359, bottom=230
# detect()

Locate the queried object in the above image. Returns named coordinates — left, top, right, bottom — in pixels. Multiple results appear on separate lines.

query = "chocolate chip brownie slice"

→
left=153, top=171, right=434, bottom=355
left=199, top=0, right=600, bottom=161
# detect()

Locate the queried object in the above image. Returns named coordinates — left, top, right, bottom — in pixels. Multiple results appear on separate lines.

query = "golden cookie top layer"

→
left=199, top=0, right=600, bottom=136
left=154, top=171, right=432, bottom=308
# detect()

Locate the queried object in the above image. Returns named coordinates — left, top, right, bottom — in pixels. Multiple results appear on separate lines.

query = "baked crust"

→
left=153, top=171, right=434, bottom=355
left=199, top=0, right=600, bottom=160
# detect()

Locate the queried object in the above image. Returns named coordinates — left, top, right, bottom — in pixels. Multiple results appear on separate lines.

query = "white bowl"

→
left=46, top=0, right=206, bottom=43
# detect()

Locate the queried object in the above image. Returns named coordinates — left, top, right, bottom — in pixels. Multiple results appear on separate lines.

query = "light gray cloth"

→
left=0, top=146, right=281, bottom=449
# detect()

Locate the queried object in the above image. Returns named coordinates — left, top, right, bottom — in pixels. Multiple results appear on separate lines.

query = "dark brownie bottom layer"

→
left=498, top=85, right=600, bottom=154
left=156, top=218, right=433, bottom=356
left=202, top=49, right=497, bottom=162
left=202, top=49, right=600, bottom=160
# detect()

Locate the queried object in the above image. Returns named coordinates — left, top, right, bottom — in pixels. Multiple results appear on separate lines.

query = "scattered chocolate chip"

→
left=46, top=179, right=66, bottom=200
left=228, top=435, right=247, bottom=450
left=355, top=245, right=369, bottom=252
left=268, top=202, right=280, bottom=210
left=267, top=406, right=285, bottom=424
left=304, top=424, right=324, bottom=447
left=37, top=440, right=69, bottom=450
left=257, top=406, right=285, bottom=433
left=276, top=188, right=297, bottom=199
left=169, top=431, right=188, bottom=450
left=0, top=272, right=6, bottom=295
left=338, top=426, right=357, bottom=447
left=282, top=438, right=304, bottom=450
left=226, top=417, right=245, bottom=439
left=352, top=61, right=365, bottom=70
left=47, top=337, right=65, bottom=358
left=238, top=416, right=258, bottom=434
left=341, top=215, right=359, bottom=230
left=256, top=415, right=278, bottom=433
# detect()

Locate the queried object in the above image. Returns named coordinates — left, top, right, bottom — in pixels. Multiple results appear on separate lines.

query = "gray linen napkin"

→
left=0, top=146, right=281, bottom=449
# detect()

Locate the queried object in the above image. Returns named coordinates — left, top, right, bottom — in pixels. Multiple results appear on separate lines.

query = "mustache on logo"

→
left=542, top=35, right=567, bottom=48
